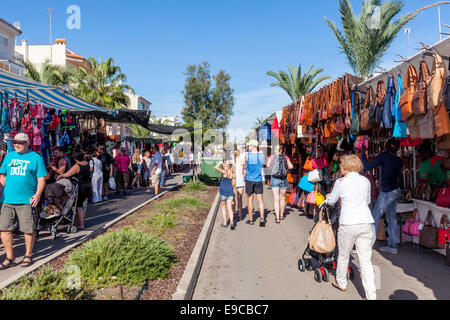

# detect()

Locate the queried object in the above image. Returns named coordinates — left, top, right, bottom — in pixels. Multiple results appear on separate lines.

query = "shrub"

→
left=182, top=180, right=208, bottom=192
left=0, top=266, right=86, bottom=300
left=149, top=212, right=177, bottom=233
left=65, top=228, right=177, bottom=287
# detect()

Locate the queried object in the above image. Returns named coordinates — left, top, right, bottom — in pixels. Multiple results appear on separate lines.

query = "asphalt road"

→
left=193, top=184, right=450, bottom=300
left=0, top=171, right=185, bottom=288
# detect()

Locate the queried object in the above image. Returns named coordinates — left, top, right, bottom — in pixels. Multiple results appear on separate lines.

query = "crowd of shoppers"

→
left=213, top=138, right=404, bottom=301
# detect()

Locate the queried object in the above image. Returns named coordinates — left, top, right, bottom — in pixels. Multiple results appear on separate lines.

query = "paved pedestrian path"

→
left=193, top=184, right=450, bottom=300
left=0, top=170, right=187, bottom=288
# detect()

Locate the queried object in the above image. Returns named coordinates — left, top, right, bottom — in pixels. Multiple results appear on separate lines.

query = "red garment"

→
left=271, top=118, right=280, bottom=138
left=115, top=154, right=130, bottom=172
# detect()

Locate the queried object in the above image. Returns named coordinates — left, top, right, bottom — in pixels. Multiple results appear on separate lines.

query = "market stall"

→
left=276, top=38, right=450, bottom=261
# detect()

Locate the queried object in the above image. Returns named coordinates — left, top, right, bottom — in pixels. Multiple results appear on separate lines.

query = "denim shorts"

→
left=270, top=176, right=289, bottom=189
left=220, top=195, right=234, bottom=201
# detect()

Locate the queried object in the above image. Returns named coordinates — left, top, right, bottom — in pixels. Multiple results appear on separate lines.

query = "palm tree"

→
left=267, top=64, right=331, bottom=102
left=149, top=115, right=174, bottom=126
left=73, top=57, right=134, bottom=109
left=324, top=0, right=415, bottom=80
left=127, top=124, right=150, bottom=139
left=252, top=117, right=266, bottom=130
left=16, top=57, right=79, bottom=88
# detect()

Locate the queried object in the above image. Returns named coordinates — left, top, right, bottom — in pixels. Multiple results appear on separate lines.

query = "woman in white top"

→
left=324, top=154, right=376, bottom=300
left=89, top=151, right=104, bottom=204
left=234, top=149, right=245, bottom=221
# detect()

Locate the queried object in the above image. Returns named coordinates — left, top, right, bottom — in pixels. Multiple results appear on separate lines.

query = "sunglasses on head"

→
left=13, top=141, right=27, bottom=145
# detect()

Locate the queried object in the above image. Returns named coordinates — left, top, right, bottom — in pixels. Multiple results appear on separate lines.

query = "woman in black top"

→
left=57, top=151, right=91, bottom=229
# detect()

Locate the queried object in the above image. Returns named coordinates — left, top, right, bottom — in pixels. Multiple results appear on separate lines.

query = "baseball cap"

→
left=13, top=133, right=30, bottom=143
left=248, top=139, right=259, bottom=148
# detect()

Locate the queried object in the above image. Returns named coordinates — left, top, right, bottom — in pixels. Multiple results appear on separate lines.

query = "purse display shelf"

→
left=411, top=199, right=450, bottom=256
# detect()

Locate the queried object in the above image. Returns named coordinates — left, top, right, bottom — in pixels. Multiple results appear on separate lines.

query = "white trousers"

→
left=336, top=224, right=377, bottom=300
left=91, top=173, right=103, bottom=203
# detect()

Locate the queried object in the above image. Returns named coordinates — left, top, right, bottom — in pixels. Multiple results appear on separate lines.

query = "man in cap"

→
left=0, top=133, right=47, bottom=268
left=242, top=139, right=266, bottom=227
left=362, top=138, right=403, bottom=254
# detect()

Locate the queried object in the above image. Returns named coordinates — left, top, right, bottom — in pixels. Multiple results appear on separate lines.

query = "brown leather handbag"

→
left=419, top=211, right=439, bottom=249
left=332, top=79, right=344, bottom=115
left=360, top=87, right=376, bottom=131
left=434, top=100, right=450, bottom=137
left=413, top=60, right=431, bottom=115
left=428, top=53, right=449, bottom=109
left=400, top=65, right=418, bottom=122
left=334, top=117, right=346, bottom=134
left=413, top=180, right=432, bottom=201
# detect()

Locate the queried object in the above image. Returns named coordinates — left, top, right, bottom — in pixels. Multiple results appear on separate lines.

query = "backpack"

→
left=270, top=154, right=287, bottom=178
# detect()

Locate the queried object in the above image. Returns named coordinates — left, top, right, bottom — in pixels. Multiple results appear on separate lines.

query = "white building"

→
left=15, top=38, right=90, bottom=72
left=0, top=18, right=24, bottom=76
left=125, top=90, right=152, bottom=111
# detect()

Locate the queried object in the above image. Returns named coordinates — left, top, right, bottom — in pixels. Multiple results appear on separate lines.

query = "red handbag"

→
left=437, top=215, right=449, bottom=249
left=436, top=187, right=450, bottom=208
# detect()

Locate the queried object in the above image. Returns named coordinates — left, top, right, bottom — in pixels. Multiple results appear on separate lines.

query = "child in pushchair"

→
left=298, top=203, right=354, bottom=283
left=37, top=177, right=79, bottom=239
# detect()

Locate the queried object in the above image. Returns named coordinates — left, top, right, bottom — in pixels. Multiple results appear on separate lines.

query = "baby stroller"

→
left=297, top=203, right=354, bottom=283
left=36, top=177, right=79, bottom=239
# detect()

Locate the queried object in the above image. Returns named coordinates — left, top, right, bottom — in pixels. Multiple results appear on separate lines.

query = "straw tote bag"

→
left=309, top=207, right=336, bottom=254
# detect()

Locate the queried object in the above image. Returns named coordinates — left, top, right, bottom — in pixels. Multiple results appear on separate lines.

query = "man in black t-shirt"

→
left=98, top=146, right=113, bottom=200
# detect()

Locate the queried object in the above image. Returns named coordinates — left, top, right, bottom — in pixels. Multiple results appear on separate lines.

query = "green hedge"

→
left=65, top=228, right=177, bottom=287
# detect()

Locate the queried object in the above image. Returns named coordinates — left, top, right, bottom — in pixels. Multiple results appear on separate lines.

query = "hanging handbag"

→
left=299, top=174, right=315, bottom=193
left=400, top=65, right=418, bottom=122
left=413, top=180, right=432, bottom=201
left=316, top=191, right=325, bottom=207
left=308, top=169, right=323, bottom=183
left=434, top=100, right=450, bottom=137
left=360, top=87, right=377, bottom=131
left=333, top=117, right=345, bottom=134
left=309, top=207, right=336, bottom=254
left=383, top=76, right=396, bottom=129
left=402, top=209, right=422, bottom=237
left=435, top=187, right=450, bottom=208
left=428, top=53, right=448, bottom=109
left=418, top=107, right=435, bottom=139
left=306, top=188, right=317, bottom=205
left=406, top=115, right=421, bottom=140
left=437, top=134, right=450, bottom=150
left=413, top=60, right=431, bottom=115
left=442, top=73, right=450, bottom=111
left=419, top=211, right=439, bottom=249
left=437, top=215, right=449, bottom=249
left=393, top=75, right=408, bottom=139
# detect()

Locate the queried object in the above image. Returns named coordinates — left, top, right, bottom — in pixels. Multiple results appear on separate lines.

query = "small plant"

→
left=150, top=211, right=177, bottom=233
left=182, top=180, right=208, bottom=192
left=0, top=266, right=87, bottom=300
left=65, top=228, right=177, bottom=288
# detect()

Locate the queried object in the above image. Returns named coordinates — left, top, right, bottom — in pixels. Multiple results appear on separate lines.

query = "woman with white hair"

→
left=323, top=154, right=376, bottom=300
left=266, top=145, right=293, bottom=223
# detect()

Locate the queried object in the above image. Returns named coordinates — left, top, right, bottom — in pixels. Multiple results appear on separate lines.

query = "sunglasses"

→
left=13, top=141, right=28, bottom=145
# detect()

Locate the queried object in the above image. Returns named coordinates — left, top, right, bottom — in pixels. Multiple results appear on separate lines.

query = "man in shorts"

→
left=151, top=146, right=163, bottom=195
left=0, top=133, right=46, bottom=269
left=243, top=140, right=266, bottom=227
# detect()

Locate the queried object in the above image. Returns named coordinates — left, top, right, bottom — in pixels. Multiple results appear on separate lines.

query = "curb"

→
left=172, top=191, right=220, bottom=300
left=0, top=184, right=180, bottom=290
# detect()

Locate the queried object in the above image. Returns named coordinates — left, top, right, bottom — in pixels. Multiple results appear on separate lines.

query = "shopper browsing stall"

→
left=361, top=138, right=403, bottom=254
left=266, top=145, right=294, bottom=223
left=324, top=155, right=376, bottom=300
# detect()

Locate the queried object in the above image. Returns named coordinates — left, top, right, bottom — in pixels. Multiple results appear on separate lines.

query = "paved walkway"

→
left=193, top=184, right=450, bottom=300
left=0, top=170, right=187, bottom=288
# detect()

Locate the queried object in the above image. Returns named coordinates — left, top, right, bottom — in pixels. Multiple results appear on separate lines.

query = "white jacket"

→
left=326, top=172, right=374, bottom=225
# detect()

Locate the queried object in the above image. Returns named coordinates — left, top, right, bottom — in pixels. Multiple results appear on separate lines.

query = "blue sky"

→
left=3, top=0, right=450, bottom=141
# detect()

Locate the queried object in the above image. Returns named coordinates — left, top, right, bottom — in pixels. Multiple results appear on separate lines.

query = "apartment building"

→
left=0, top=18, right=24, bottom=76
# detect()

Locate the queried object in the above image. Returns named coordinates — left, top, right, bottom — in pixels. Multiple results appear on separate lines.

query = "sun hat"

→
left=248, top=139, right=259, bottom=148
left=13, top=133, right=30, bottom=143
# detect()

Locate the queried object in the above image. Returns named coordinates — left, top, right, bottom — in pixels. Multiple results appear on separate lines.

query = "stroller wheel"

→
left=305, top=259, right=312, bottom=271
left=68, top=226, right=78, bottom=234
left=298, top=259, right=305, bottom=272
left=314, top=269, right=322, bottom=283
left=321, top=268, right=329, bottom=282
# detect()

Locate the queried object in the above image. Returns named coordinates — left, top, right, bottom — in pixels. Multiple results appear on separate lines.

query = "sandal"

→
left=221, top=223, right=228, bottom=228
left=245, top=220, right=254, bottom=225
left=281, top=216, right=286, bottom=220
left=275, top=218, right=281, bottom=224
left=259, top=219, right=266, bottom=227
left=0, top=257, right=16, bottom=270
left=20, top=256, right=33, bottom=268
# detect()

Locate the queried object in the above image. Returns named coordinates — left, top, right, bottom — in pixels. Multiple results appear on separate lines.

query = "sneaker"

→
left=230, top=224, right=236, bottom=230
left=379, top=246, right=398, bottom=254
left=102, top=196, right=108, bottom=201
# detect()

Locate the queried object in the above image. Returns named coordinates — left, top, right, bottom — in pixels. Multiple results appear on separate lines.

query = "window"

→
left=138, top=101, right=148, bottom=111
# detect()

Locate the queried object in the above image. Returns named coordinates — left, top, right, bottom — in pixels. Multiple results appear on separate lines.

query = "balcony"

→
left=0, top=53, right=25, bottom=76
